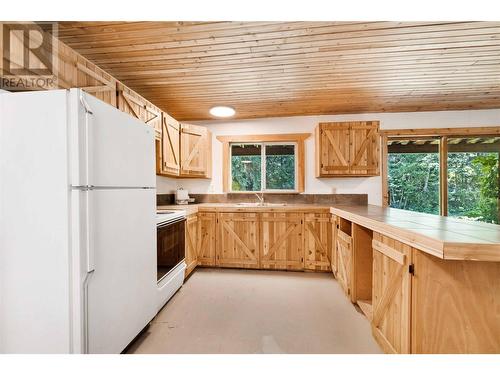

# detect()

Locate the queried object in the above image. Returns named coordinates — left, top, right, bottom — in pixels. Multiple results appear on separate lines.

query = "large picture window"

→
left=230, top=142, right=297, bottom=192
left=387, top=137, right=440, bottom=215
left=384, top=130, right=500, bottom=224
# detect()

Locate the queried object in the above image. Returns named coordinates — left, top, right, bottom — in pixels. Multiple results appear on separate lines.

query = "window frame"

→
left=381, top=126, right=500, bottom=219
left=228, top=141, right=299, bottom=193
left=217, top=133, right=310, bottom=194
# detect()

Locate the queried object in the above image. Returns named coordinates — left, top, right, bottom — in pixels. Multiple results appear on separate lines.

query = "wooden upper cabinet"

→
left=350, top=122, right=380, bottom=175
left=159, top=114, right=180, bottom=177
left=180, top=123, right=212, bottom=178
left=117, top=84, right=162, bottom=138
left=315, top=121, right=380, bottom=177
left=316, top=122, right=350, bottom=176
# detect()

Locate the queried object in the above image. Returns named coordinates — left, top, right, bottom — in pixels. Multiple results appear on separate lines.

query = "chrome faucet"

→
left=254, top=192, right=264, bottom=206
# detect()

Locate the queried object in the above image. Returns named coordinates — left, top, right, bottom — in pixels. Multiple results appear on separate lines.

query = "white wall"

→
left=157, top=108, right=500, bottom=205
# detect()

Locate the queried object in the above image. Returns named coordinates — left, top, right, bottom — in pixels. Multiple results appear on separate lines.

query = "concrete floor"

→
left=126, top=268, right=382, bottom=354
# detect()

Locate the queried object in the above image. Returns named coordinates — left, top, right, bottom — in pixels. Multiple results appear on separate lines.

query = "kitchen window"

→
left=230, top=142, right=298, bottom=192
left=217, top=133, right=309, bottom=193
left=383, top=129, right=500, bottom=224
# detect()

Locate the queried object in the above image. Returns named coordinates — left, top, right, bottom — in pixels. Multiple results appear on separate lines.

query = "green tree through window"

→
left=231, top=143, right=296, bottom=192
left=388, top=136, right=500, bottom=224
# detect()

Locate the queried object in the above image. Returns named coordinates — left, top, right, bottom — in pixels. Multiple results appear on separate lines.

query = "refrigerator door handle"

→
left=85, top=189, right=96, bottom=273
left=80, top=93, right=93, bottom=188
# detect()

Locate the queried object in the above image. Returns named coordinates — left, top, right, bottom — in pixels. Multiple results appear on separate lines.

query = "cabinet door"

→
left=73, top=57, right=118, bottom=107
left=180, top=123, right=211, bottom=178
left=330, top=215, right=338, bottom=276
left=349, top=121, right=380, bottom=176
left=304, top=213, right=331, bottom=271
left=184, top=214, right=199, bottom=278
left=260, top=212, right=303, bottom=270
left=160, top=114, right=180, bottom=176
left=316, top=122, right=350, bottom=176
left=117, top=85, right=162, bottom=137
left=198, top=213, right=216, bottom=266
left=336, top=228, right=352, bottom=296
left=371, top=233, right=412, bottom=354
left=217, top=212, right=259, bottom=269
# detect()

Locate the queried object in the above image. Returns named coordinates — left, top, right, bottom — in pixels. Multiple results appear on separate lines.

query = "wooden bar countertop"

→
left=331, top=205, right=500, bottom=262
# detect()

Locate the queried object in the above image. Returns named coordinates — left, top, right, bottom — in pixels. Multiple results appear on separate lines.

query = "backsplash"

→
left=157, top=193, right=368, bottom=206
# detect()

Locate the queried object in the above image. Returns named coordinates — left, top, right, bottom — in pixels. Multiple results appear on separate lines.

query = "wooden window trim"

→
left=381, top=126, right=500, bottom=216
left=216, top=133, right=310, bottom=193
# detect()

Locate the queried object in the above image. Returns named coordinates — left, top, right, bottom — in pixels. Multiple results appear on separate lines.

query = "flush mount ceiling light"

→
left=209, top=106, right=235, bottom=118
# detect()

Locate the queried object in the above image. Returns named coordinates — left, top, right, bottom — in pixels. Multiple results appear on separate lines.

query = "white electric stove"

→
left=156, top=209, right=187, bottom=311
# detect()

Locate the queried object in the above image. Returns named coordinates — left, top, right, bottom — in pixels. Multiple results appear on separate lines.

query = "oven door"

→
left=157, top=217, right=186, bottom=282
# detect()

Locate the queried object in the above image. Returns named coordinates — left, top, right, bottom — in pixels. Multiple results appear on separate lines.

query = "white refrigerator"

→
left=0, top=89, right=158, bottom=353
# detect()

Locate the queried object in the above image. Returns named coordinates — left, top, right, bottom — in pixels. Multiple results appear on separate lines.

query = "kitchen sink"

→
left=236, top=202, right=287, bottom=207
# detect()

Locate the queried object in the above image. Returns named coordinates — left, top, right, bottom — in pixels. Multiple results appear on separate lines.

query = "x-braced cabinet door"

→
left=161, top=114, right=180, bottom=176
left=304, top=213, right=331, bottom=271
left=336, top=227, right=352, bottom=296
left=260, top=212, right=303, bottom=270
left=180, top=123, right=211, bottom=178
left=349, top=121, right=380, bottom=176
left=197, top=213, right=216, bottom=266
left=330, top=215, right=338, bottom=275
left=117, top=85, right=161, bottom=132
left=217, top=212, right=259, bottom=269
left=371, top=233, right=412, bottom=354
left=185, top=214, right=199, bottom=278
left=317, top=122, right=350, bottom=176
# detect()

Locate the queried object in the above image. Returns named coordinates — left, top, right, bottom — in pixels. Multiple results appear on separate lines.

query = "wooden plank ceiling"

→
left=56, top=21, right=500, bottom=120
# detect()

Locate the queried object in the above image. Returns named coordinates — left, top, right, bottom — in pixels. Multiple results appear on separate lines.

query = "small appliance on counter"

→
left=175, top=187, right=195, bottom=205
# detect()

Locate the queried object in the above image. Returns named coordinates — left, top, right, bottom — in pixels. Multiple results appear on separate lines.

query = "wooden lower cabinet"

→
left=260, top=212, right=304, bottom=270
left=335, top=226, right=352, bottom=297
left=304, top=213, right=331, bottom=271
left=217, top=212, right=259, bottom=268
left=197, top=212, right=216, bottom=266
left=371, top=231, right=500, bottom=354
left=411, top=251, right=500, bottom=353
left=330, top=215, right=338, bottom=275
left=371, top=233, right=412, bottom=354
left=184, top=214, right=198, bottom=278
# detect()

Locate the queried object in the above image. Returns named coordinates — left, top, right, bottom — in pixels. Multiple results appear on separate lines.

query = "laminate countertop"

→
left=331, top=205, right=500, bottom=262
left=157, top=203, right=500, bottom=262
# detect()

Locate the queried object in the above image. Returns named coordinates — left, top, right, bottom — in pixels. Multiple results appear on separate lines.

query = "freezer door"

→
left=70, top=89, right=156, bottom=188
left=83, top=188, right=157, bottom=354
